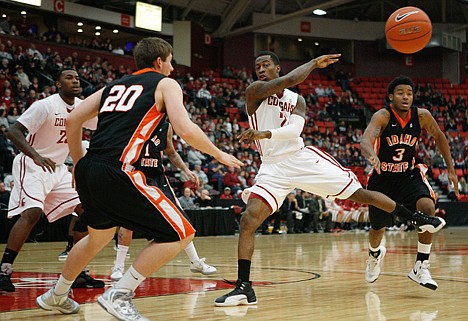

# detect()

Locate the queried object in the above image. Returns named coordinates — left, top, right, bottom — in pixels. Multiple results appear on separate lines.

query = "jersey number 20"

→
left=101, top=85, right=144, bottom=112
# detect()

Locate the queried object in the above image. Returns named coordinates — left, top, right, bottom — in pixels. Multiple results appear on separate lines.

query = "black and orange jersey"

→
left=88, top=68, right=167, bottom=165
left=134, top=121, right=169, bottom=176
left=374, top=105, right=420, bottom=175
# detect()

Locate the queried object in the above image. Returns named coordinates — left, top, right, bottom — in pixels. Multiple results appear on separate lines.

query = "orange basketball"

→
left=385, top=6, right=432, bottom=54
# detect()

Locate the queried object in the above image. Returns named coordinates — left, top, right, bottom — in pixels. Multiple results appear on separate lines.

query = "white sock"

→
left=184, top=242, right=199, bottom=263
left=115, top=265, right=145, bottom=292
left=418, top=242, right=432, bottom=254
left=53, top=275, right=74, bottom=296
left=369, top=243, right=380, bottom=252
left=114, top=245, right=129, bottom=268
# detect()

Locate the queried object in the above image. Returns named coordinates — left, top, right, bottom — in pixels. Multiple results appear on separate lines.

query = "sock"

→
left=391, top=204, right=412, bottom=220
left=369, top=243, right=381, bottom=258
left=238, top=259, right=251, bottom=282
left=53, top=275, right=74, bottom=296
left=416, top=242, right=432, bottom=262
left=1, top=249, right=18, bottom=274
left=115, top=245, right=129, bottom=268
left=115, top=265, right=145, bottom=292
left=66, top=236, right=74, bottom=249
left=184, top=242, right=199, bottom=263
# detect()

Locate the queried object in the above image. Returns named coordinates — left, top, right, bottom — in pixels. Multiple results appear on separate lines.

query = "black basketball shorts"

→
left=367, top=167, right=435, bottom=229
left=75, top=154, right=195, bottom=243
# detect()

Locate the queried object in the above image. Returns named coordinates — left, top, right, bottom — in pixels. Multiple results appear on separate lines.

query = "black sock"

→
left=66, top=236, right=74, bottom=249
left=238, top=259, right=251, bottom=282
left=1, top=248, right=19, bottom=265
left=416, top=252, right=430, bottom=262
left=369, top=249, right=381, bottom=259
left=391, top=204, right=412, bottom=220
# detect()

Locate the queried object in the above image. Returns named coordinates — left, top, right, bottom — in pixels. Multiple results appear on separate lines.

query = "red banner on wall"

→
left=121, top=14, right=130, bottom=27
left=54, top=0, right=64, bottom=13
left=301, top=21, right=311, bottom=33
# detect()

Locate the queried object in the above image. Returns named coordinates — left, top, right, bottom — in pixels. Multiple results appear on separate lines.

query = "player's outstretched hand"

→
left=32, top=155, right=56, bottom=173
left=237, top=129, right=270, bottom=144
left=216, top=152, right=243, bottom=169
left=314, top=54, right=341, bottom=68
left=448, top=171, right=460, bottom=197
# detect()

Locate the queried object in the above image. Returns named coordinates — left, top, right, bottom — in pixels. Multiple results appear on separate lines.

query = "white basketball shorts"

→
left=242, top=146, right=362, bottom=214
left=8, top=154, right=81, bottom=222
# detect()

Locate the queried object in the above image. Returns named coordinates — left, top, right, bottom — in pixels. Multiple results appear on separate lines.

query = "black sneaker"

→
left=72, top=271, right=105, bottom=288
left=58, top=246, right=71, bottom=261
left=214, top=279, right=257, bottom=307
left=410, top=211, right=446, bottom=233
left=0, top=273, right=15, bottom=292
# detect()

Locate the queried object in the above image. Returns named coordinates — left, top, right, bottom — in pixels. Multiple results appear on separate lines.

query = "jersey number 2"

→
left=101, top=85, right=144, bottom=112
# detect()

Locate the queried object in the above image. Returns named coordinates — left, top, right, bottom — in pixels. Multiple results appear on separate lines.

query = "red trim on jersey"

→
left=415, top=164, right=436, bottom=201
left=249, top=192, right=273, bottom=214
left=256, top=185, right=278, bottom=210
left=390, top=105, right=412, bottom=128
left=127, top=170, right=195, bottom=239
left=132, top=68, right=162, bottom=76
left=28, top=133, right=36, bottom=146
left=120, top=105, right=164, bottom=165
left=45, top=196, right=80, bottom=217
left=249, top=112, right=263, bottom=156
left=327, top=178, right=354, bottom=198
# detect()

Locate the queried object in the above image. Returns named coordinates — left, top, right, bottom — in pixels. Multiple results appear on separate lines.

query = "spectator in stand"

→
left=1, top=89, right=13, bottom=112
left=0, top=124, right=15, bottom=176
left=0, top=108, right=8, bottom=129
left=15, top=66, right=31, bottom=89
left=178, top=187, right=196, bottom=210
left=309, top=194, right=332, bottom=233
left=0, top=181, right=9, bottom=206
left=0, top=15, right=11, bottom=34
left=6, top=105, right=20, bottom=126
left=458, top=177, right=467, bottom=195
left=193, top=164, right=209, bottom=186
left=112, top=46, right=124, bottom=55
left=207, top=157, right=224, bottom=191
left=196, top=82, right=212, bottom=107
left=223, top=166, right=242, bottom=194
left=220, top=187, right=233, bottom=200
left=315, top=83, right=326, bottom=97
left=186, top=145, right=207, bottom=166
left=195, top=189, right=213, bottom=208
left=445, top=118, right=457, bottom=133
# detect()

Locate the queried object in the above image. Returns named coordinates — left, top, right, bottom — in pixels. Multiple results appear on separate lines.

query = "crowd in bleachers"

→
left=0, top=32, right=467, bottom=231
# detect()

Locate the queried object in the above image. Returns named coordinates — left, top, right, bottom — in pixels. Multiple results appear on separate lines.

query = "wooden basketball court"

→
left=1, top=227, right=468, bottom=320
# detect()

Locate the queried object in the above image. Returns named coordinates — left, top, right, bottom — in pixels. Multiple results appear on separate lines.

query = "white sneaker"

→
left=110, top=266, right=124, bottom=281
left=190, top=258, right=217, bottom=275
left=408, top=260, right=438, bottom=290
left=97, top=286, right=149, bottom=321
left=365, top=246, right=387, bottom=283
left=36, top=288, right=80, bottom=314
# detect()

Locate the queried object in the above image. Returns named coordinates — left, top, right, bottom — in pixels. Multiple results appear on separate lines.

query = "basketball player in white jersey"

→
left=214, top=51, right=445, bottom=307
left=0, top=68, right=101, bottom=292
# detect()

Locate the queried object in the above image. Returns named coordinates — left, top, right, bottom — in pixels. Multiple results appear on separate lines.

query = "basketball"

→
left=385, top=6, right=432, bottom=54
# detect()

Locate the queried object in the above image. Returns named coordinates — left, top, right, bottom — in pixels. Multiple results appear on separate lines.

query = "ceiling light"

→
left=77, top=22, right=83, bottom=26
left=77, top=29, right=83, bottom=33
left=313, top=9, right=326, bottom=16
left=2, top=14, right=6, bottom=18
left=95, top=26, right=101, bottom=30
left=298, top=38, right=303, bottom=42
left=113, top=29, right=119, bottom=34
left=315, top=42, right=319, bottom=46
left=20, top=11, right=27, bottom=15
left=95, top=32, right=100, bottom=36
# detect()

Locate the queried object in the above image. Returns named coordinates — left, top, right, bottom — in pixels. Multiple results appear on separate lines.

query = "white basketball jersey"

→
left=248, top=89, right=304, bottom=161
left=17, top=94, right=82, bottom=165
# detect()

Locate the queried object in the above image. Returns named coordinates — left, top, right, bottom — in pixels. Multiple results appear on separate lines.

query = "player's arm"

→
left=245, top=54, right=341, bottom=115
left=419, top=108, right=459, bottom=196
left=360, top=109, right=390, bottom=175
left=164, top=123, right=198, bottom=183
left=66, top=88, right=102, bottom=166
left=238, top=96, right=306, bottom=144
left=6, top=121, right=56, bottom=173
left=158, top=78, right=242, bottom=169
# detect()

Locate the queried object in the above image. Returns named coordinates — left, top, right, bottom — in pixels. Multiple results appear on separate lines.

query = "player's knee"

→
left=20, top=208, right=42, bottom=225
left=240, top=209, right=263, bottom=231
left=416, top=198, right=435, bottom=216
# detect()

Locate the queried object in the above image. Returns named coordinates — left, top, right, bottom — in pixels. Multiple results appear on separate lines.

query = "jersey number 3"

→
left=101, top=85, right=144, bottom=112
